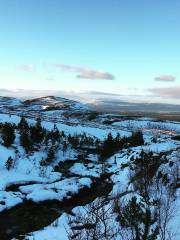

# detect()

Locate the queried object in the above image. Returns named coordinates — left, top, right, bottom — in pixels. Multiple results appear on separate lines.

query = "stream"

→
left=0, top=175, right=113, bottom=240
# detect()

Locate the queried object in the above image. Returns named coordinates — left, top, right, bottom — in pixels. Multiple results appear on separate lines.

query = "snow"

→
left=0, top=113, right=20, bottom=125
left=0, top=97, right=180, bottom=240
left=0, top=113, right=130, bottom=140
left=70, top=163, right=101, bottom=178
left=113, top=119, right=180, bottom=134
left=0, top=191, right=23, bottom=212
left=0, top=145, right=15, bottom=167
left=168, top=198, right=180, bottom=240
left=132, top=141, right=178, bottom=153
left=25, top=213, right=69, bottom=240
left=19, top=177, right=92, bottom=202
left=41, top=121, right=130, bottom=140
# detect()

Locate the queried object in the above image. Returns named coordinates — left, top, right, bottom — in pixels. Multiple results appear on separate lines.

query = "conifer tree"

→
left=1, top=123, right=16, bottom=147
left=30, top=117, right=45, bottom=144
left=5, top=156, right=14, bottom=170
left=18, top=116, right=29, bottom=132
left=130, top=131, right=144, bottom=147
left=51, top=124, right=61, bottom=143
left=44, top=146, right=55, bottom=164
left=20, top=130, right=33, bottom=153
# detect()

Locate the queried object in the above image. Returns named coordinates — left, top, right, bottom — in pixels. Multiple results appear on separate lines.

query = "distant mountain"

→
left=92, top=99, right=180, bottom=113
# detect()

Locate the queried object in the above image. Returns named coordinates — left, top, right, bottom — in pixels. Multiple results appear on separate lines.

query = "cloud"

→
left=148, top=86, right=180, bottom=99
left=53, top=64, right=115, bottom=80
left=85, top=91, right=122, bottom=96
left=53, top=64, right=83, bottom=72
left=18, top=64, right=36, bottom=73
left=77, top=70, right=114, bottom=80
left=154, top=75, right=176, bottom=82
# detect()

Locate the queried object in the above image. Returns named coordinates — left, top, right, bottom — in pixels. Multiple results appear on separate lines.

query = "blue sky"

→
left=0, top=0, right=180, bottom=104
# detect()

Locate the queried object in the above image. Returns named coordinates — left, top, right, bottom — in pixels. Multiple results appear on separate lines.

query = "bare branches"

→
left=67, top=198, right=119, bottom=240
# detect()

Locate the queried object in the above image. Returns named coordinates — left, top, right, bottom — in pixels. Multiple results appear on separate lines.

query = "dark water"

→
left=0, top=176, right=113, bottom=240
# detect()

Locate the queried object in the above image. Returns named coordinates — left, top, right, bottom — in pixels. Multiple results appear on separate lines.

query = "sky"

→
left=0, top=0, right=180, bottom=104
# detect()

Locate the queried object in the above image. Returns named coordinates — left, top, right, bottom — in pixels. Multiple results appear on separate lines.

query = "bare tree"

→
left=119, top=150, right=179, bottom=240
left=154, top=159, right=179, bottom=240
left=67, top=198, right=119, bottom=240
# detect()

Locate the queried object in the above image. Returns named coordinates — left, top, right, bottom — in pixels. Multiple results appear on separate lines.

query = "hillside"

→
left=0, top=96, right=179, bottom=240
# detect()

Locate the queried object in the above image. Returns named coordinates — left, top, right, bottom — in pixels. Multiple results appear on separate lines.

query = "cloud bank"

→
left=148, top=86, right=180, bottom=99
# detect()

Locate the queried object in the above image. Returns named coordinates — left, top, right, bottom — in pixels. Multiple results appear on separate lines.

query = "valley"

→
left=0, top=96, right=179, bottom=240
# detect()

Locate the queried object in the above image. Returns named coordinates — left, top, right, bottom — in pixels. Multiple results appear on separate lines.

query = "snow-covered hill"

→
left=0, top=96, right=90, bottom=122
left=0, top=96, right=179, bottom=240
left=23, top=96, right=89, bottom=112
